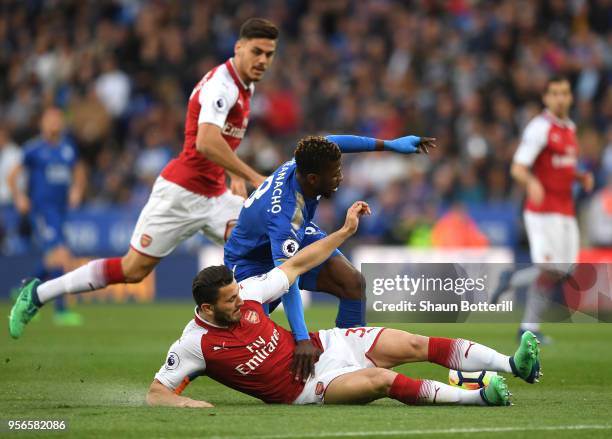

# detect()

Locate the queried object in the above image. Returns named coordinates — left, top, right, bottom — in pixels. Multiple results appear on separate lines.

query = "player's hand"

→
left=385, top=136, right=437, bottom=154
left=182, top=398, right=214, bottom=408
left=291, top=339, right=321, bottom=383
left=15, top=193, right=31, bottom=214
left=526, top=177, right=545, bottom=206
left=579, top=172, right=594, bottom=193
left=230, top=175, right=248, bottom=199
left=341, top=201, right=371, bottom=236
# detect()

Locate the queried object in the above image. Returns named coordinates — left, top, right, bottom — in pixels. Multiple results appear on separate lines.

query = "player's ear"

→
left=200, top=303, right=213, bottom=315
left=234, top=39, right=243, bottom=56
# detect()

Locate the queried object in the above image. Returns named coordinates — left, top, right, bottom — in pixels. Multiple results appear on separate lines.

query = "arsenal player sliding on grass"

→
left=147, top=202, right=542, bottom=408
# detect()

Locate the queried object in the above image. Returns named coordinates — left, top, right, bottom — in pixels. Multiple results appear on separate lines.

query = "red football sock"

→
left=388, top=374, right=423, bottom=405
left=428, top=337, right=459, bottom=369
left=103, top=257, right=126, bottom=283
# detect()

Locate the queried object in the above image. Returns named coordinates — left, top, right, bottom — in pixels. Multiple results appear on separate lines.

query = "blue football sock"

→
left=336, top=298, right=366, bottom=328
left=54, top=296, right=67, bottom=313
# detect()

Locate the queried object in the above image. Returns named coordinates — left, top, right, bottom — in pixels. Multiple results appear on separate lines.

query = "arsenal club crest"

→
left=140, top=233, right=153, bottom=248
left=244, top=310, right=260, bottom=324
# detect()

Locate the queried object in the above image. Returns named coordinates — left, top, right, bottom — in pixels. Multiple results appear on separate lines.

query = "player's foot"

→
left=490, top=270, right=512, bottom=304
left=8, top=278, right=42, bottom=339
left=53, top=311, right=83, bottom=327
left=480, top=376, right=511, bottom=406
left=518, top=328, right=552, bottom=345
left=510, top=330, right=541, bottom=383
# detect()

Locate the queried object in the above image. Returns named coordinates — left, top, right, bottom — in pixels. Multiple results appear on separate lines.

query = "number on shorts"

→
left=345, top=327, right=376, bottom=338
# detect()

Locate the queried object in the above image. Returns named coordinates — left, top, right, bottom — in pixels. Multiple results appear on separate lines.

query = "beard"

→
left=213, top=307, right=241, bottom=326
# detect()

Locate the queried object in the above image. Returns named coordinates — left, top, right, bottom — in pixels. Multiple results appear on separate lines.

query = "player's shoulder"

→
left=201, top=62, right=240, bottom=99
left=525, top=113, right=552, bottom=132
left=23, top=137, right=43, bottom=154
left=173, top=318, right=211, bottom=356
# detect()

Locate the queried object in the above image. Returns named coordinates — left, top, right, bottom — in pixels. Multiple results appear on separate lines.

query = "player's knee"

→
left=407, top=334, right=428, bottom=360
left=337, top=269, right=365, bottom=300
left=368, top=368, right=397, bottom=395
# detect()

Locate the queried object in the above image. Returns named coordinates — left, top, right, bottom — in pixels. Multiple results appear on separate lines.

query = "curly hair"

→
left=294, top=135, right=341, bottom=175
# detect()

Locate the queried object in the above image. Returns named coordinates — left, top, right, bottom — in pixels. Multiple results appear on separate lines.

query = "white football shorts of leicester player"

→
left=130, top=65, right=245, bottom=257
left=513, top=115, right=579, bottom=271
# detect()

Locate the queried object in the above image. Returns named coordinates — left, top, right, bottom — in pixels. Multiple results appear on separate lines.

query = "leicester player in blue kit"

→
left=224, top=134, right=435, bottom=379
left=8, top=108, right=86, bottom=329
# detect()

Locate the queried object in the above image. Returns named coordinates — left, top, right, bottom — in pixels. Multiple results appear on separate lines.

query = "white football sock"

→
left=36, top=259, right=108, bottom=304
left=520, top=281, right=551, bottom=332
left=450, top=339, right=512, bottom=373
left=509, top=266, right=540, bottom=289
left=419, top=380, right=485, bottom=405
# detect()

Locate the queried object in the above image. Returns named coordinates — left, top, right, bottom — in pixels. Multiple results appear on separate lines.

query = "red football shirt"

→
left=154, top=268, right=323, bottom=404
left=161, top=58, right=253, bottom=197
left=513, top=111, right=579, bottom=216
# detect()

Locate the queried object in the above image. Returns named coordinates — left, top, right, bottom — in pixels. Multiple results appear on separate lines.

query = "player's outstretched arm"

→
left=146, top=380, right=214, bottom=408
left=325, top=134, right=436, bottom=155
left=196, top=123, right=266, bottom=188
left=279, top=201, right=370, bottom=285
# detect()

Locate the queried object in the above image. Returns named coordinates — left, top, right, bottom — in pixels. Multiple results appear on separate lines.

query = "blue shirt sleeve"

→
left=325, top=135, right=376, bottom=153
left=268, top=207, right=310, bottom=341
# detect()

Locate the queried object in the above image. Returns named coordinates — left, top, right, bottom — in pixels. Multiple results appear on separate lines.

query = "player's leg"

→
left=44, top=244, right=83, bottom=326
left=298, top=223, right=365, bottom=327
left=199, top=190, right=244, bottom=245
left=324, top=368, right=510, bottom=406
left=9, top=178, right=196, bottom=338
left=520, top=212, right=567, bottom=339
left=366, top=328, right=540, bottom=383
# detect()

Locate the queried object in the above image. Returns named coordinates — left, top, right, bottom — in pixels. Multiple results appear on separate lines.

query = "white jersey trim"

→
left=513, top=115, right=551, bottom=167
left=154, top=320, right=207, bottom=390
left=197, top=64, right=240, bottom=128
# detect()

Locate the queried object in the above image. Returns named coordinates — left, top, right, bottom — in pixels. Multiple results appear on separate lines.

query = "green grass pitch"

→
left=1, top=302, right=611, bottom=438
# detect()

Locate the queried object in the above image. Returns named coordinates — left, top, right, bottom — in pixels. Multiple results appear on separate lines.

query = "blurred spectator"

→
left=0, top=125, right=22, bottom=205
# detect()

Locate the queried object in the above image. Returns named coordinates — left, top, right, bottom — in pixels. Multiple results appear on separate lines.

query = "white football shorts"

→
left=130, top=176, right=244, bottom=257
left=293, top=327, right=385, bottom=405
left=524, top=211, right=579, bottom=271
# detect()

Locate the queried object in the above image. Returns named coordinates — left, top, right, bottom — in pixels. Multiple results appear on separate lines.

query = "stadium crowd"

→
left=0, top=0, right=610, bottom=249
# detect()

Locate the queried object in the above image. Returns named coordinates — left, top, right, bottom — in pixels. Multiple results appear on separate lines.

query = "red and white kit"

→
left=513, top=110, right=580, bottom=264
left=154, top=268, right=385, bottom=404
left=131, top=59, right=252, bottom=256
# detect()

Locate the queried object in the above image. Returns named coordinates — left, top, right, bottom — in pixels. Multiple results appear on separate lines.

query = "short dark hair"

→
left=545, top=74, right=570, bottom=92
left=294, top=135, right=341, bottom=175
left=239, top=18, right=279, bottom=40
left=192, top=265, right=234, bottom=306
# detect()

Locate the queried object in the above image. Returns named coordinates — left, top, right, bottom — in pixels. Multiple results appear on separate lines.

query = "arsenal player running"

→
left=491, top=76, right=594, bottom=341
left=147, top=202, right=541, bottom=408
left=9, top=18, right=278, bottom=339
